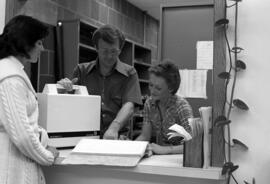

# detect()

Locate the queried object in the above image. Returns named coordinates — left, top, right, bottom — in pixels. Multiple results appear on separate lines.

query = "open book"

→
left=167, top=124, right=192, bottom=141
left=62, top=139, right=148, bottom=167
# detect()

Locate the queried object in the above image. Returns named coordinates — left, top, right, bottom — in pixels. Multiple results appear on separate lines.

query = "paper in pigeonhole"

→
left=167, top=124, right=192, bottom=141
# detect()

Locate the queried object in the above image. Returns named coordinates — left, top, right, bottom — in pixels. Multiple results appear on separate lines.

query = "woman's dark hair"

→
left=0, top=15, right=49, bottom=59
left=149, top=60, right=181, bottom=95
left=92, top=24, right=125, bottom=50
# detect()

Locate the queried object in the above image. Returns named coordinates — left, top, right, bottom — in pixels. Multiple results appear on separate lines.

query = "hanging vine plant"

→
left=214, top=0, right=254, bottom=184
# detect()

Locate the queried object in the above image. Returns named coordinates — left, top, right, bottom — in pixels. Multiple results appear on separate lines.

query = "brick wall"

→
left=7, top=0, right=159, bottom=91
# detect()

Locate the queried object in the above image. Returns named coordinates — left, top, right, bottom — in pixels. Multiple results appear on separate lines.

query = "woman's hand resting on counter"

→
left=147, top=143, right=172, bottom=155
left=47, top=145, right=60, bottom=163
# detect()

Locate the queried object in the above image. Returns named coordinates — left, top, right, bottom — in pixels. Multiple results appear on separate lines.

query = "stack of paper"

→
left=199, top=106, right=212, bottom=168
left=62, top=139, right=148, bottom=167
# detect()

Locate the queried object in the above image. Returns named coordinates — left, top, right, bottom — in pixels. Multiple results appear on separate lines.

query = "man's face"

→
left=97, top=39, right=120, bottom=69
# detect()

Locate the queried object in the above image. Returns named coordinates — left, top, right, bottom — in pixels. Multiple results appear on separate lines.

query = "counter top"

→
left=54, top=150, right=224, bottom=181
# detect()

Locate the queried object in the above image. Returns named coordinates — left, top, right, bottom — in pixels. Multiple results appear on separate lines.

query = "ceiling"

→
left=126, top=0, right=182, bottom=20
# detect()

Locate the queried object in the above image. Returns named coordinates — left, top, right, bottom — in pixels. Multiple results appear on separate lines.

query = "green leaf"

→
left=218, top=72, right=230, bottom=79
left=222, top=162, right=239, bottom=175
left=222, top=162, right=233, bottom=175
left=236, top=60, right=246, bottom=70
left=215, top=120, right=231, bottom=127
left=215, top=18, right=229, bottom=27
left=232, top=139, right=249, bottom=150
left=230, top=165, right=239, bottom=173
left=233, top=99, right=249, bottom=110
left=253, top=177, right=256, bottom=184
left=243, top=178, right=256, bottom=184
left=214, top=115, right=228, bottom=127
left=231, top=47, right=244, bottom=53
left=214, top=115, right=227, bottom=123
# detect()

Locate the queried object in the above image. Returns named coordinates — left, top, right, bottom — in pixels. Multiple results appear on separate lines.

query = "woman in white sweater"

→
left=0, top=15, right=59, bottom=184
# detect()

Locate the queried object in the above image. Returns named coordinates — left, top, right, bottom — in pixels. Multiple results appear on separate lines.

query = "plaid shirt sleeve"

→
left=176, top=98, right=193, bottom=134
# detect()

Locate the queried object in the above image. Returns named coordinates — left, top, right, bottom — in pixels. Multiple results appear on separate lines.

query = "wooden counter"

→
left=43, top=150, right=226, bottom=184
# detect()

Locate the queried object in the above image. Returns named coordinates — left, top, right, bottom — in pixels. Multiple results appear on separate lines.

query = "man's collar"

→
left=86, top=58, right=129, bottom=77
left=85, top=60, right=97, bottom=74
left=115, top=59, right=129, bottom=77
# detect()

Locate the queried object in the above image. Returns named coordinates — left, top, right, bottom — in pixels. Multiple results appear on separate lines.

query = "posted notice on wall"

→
left=177, top=69, right=207, bottom=99
left=196, top=41, right=213, bottom=70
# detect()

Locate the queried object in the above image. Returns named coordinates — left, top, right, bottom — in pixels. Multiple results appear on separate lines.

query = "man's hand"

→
left=103, top=121, right=120, bottom=139
left=103, top=128, right=118, bottom=140
left=57, top=78, right=78, bottom=91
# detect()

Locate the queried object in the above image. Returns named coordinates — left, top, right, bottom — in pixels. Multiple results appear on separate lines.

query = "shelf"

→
left=79, top=43, right=96, bottom=52
left=135, top=65, right=150, bottom=80
left=79, top=22, right=97, bottom=63
left=133, top=113, right=143, bottom=118
left=134, top=44, right=151, bottom=64
left=139, top=79, right=149, bottom=83
left=119, top=40, right=133, bottom=66
left=139, top=82, right=150, bottom=96
left=79, top=21, right=96, bottom=47
left=79, top=46, right=97, bottom=63
left=59, top=19, right=98, bottom=79
left=134, top=43, right=151, bottom=102
left=134, top=60, right=152, bottom=67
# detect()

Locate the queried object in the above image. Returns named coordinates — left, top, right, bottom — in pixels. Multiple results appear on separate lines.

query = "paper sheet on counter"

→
left=177, top=69, right=207, bottom=99
left=139, top=154, right=183, bottom=167
left=62, top=139, right=148, bottom=167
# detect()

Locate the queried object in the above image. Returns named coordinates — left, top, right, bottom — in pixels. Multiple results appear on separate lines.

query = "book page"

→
left=168, top=124, right=192, bottom=141
left=71, top=139, right=148, bottom=156
left=62, top=139, right=149, bottom=166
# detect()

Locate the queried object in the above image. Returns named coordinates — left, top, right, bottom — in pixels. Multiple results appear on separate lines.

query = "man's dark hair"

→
left=92, top=24, right=125, bottom=50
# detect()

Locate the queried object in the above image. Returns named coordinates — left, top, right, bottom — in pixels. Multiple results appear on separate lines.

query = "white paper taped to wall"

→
left=177, top=69, right=207, bottom=99
left=196, top=41, right=213, bottom=70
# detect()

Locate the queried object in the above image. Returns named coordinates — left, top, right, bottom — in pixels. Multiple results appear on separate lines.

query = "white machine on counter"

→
left=37, top=84, right=101, bottom=148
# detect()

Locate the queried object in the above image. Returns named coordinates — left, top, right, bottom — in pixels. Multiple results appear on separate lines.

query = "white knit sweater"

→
left=0, top=56, right=54, bottom=184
